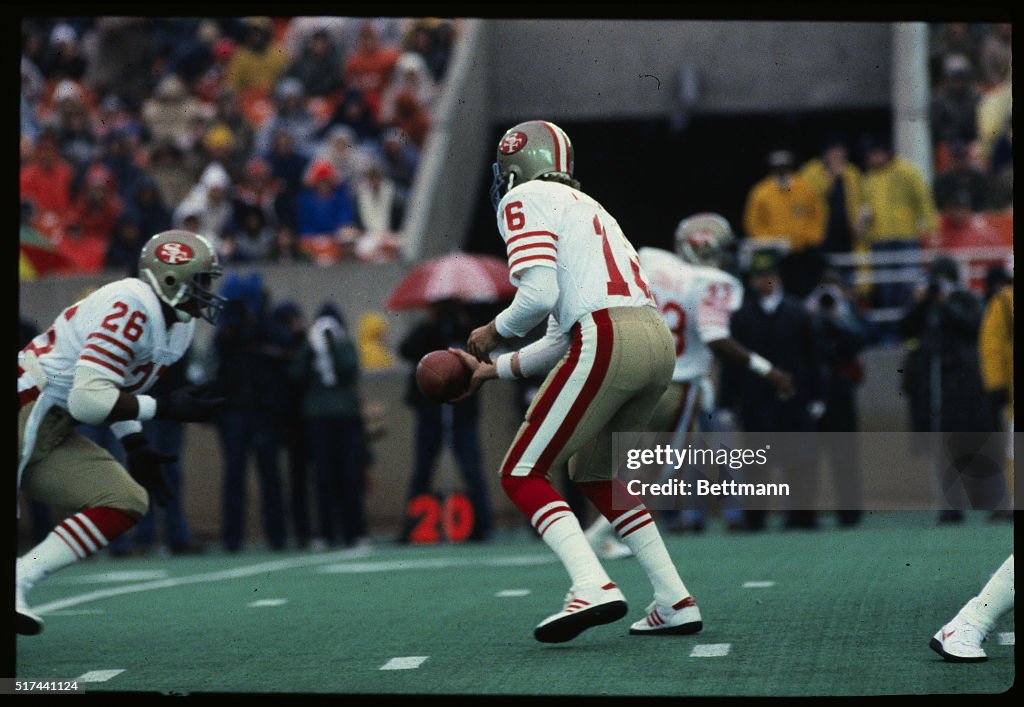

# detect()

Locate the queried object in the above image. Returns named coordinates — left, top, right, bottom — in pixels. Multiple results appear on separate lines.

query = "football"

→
left=416, top=350, right=471, bottom=403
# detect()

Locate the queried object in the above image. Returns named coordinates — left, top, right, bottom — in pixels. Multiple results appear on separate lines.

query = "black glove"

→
left=154, top=383, right=226, bottom=422
left=122, top=433, right=175, bottom=507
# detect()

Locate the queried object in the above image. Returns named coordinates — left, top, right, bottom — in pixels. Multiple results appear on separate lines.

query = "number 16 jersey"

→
left=495, top=180, right=656, bottom=334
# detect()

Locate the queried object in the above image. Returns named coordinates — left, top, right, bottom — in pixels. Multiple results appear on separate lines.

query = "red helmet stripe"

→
left=541, top=121, right=564, bottom=173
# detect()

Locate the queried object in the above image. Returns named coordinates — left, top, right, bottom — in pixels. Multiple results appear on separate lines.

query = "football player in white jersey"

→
left=931, top=553, right=1014, bottom=662
left=16, top=230, right=226, bottom=635
left=584, top=214, right=795, bottom=550
left=449, top=120, right=701, bottom=642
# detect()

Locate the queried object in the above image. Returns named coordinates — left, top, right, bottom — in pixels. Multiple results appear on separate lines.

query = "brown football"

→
left=416, top=350, right=471, bottom=403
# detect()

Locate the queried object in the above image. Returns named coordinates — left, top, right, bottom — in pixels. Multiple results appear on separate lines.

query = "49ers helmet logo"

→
left=499, top=131, right=528, bottom=155
left=155, top=242, right=195, bottom=265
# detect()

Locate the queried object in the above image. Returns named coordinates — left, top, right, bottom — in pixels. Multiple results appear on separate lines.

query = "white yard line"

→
left=690, top=644, right=731, bottom=657
left=742, top=581, right=775, bottom=588
left=997, top=632, right=1014, bottom=645
left=75, top=670, right=125, bottom=683
left=380, top=657, right=429, bottom=670
left=248, top=599, right=289, bottom=607
left=495, top=589, right=532, bottom=597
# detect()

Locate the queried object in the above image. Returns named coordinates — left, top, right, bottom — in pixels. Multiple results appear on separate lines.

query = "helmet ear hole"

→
left=164, top=275, right=176, bottom=286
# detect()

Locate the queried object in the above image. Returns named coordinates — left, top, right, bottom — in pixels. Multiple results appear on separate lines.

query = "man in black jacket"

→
left=719, top=249, right=825, bottom=530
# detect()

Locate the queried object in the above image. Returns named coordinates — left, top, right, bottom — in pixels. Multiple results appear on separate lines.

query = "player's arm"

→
left=706, top=338, right=793, bottom=398
left=468, top=262, right=559, bottom=362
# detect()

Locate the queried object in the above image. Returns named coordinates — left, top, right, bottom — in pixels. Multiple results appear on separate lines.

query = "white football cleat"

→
left=534, top=582, right=628, bottom=643
left=594, top=538, right=633, bottom=560
left=15, top=571, right=43, bottom=636
left=629, top=596, right=702, bottom=635
left=930, top=618, right=988, bottom=662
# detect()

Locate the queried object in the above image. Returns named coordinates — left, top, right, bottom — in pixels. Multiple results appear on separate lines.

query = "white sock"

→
left=584, top=515, right=615, bottom=547
left=613, top=506, right=690, bottom=607
left=961, top=554, right=1015, bottom=633
left=18, top=531, right=80, bottom=589
left=539, top=512, right=613, bottom=591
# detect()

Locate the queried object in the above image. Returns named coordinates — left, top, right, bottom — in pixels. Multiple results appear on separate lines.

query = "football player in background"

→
left=585, top=214, right=795, bottom=551
left=931, top=554, right=1014, bottom=662
left=449, top=120, right=701, bottom=641
left=16, top=230, right=227, bottom=635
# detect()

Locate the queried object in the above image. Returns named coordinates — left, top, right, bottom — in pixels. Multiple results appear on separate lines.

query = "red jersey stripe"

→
left=84, top=343, right=130, bottom=368
left=500, top=324, right=584, bottom=477
left=79, top=355, right=126, bottom=377
left=509, top=254, right=557, bottom=270
left=508, top=242, right=557, bottom=259
left=506, top=231, right=559, bottom=247
left=86, top=331, right=134, bottom=357
left=530, top=310, right=615, bottom=475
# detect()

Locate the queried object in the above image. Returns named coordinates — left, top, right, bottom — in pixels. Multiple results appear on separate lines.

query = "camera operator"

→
left=805, top=269, right=877, bottom=527
left=899, top=255, right=1001, bottom=523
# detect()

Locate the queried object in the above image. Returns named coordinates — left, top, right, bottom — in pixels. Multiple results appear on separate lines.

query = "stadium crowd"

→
left=20, top=16, right=457, bottom=277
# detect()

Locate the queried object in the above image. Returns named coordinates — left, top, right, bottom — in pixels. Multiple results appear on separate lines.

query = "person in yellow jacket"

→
left=743, top=149, right=826, bottom=297
left=224, top=17, right=290, bottom=95
left=356, top=311, right=396, bottom=371
left=856, top=136, right=940, bottom=340
left=978, top=279, right=1013, bottom=503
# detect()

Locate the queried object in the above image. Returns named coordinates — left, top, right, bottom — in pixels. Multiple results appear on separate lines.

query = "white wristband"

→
left=136, top=395, right=157, bottom=421
left=748, top=353, right=773, bottom=377
left=110, top=420, right=143, bottom=438
left=495, top=352, right=518, bottom=380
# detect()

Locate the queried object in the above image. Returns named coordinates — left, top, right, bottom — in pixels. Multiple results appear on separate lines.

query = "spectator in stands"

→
left=174, top=161, right=234, bottom=246
left=343, top=21, right=401, bottom=121
left=147, top=139, right=192, bottom=211
left=857, top=135, right=939, bottom=335
left=126, top=176, right=173, bottom=242
left=719, top=249, right=825, bottom=531
left=264, top=129, right=308, bottom=230
left=85, top=18, right=158, bottom=111
left=377, top=127, right=420, bottom=195
left=405, top=19, right=454, bottom=82
left=213, top=87, right=255, bottom=159
left=21, top=56, right=44, bottom=142
left=221, top=206, right=275, bottom=264
left=91, top=95, right=145, bottom=148
left=798, top=133, right=862, bottom=256
left=379, top=52, right=439, bottom=125
left=97, top=129, right=146, bottom=204
left=200, top=123, right=246, bottom=183
left=233, top=155, right=286, bottom=228
left=934, top=141, right=991, bottom=212
left=388, top=90, right=432, bottom=149
left=314, top=125, right=368, bottom=187
left=804, top=268, right=877, bottom=527
left=899, top=255, right=995, bottom=523
left=164, top=18, right=220, bottom=87
left=51, top=81, right=97, bottom=172
left=212, top=272, right=288, bottom=552
left=297, top=159, right=357, bottom=242
left=104, top=211, right=146, bottom=275
left=351, top=158, right=406, bottom=262
left=290, top=302, right=372, bottom=549
left=142, top=74, right=206, bottom=151
left=282, top=16, right=350, bottom=61
left=254, top=77, right=320, bottom=159
left=65, top=163, right=123, bottom=273
left=928, top=23, right=977, bottom=86
left=40, top=22, right=87, bottom=82
left=224, top=16, right=289, bottom=95
left=397, top=301, right=495, bottom=543
left=194, top=36, right=237, bottom=104
left=986, top=117, right=1012, bottom=211
left=317, top=87, right=381, bottom=145
left=20, top=128, right=73, bottom=219
left=930, top=54, right=982, bottom=164
left=743, top=148, right=827, bottom=298
left=269, top=225, right=311, bottom=264
left=975, top=23, right=1012, bottom=91
left=285, top=28, right=343, bottom=98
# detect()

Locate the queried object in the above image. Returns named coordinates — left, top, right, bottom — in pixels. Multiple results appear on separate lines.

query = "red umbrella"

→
left=386, top=252, right=517, bottom=311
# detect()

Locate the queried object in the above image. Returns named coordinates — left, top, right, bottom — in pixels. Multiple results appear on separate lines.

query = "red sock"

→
left=502, top=475, right=575, bottom=537
left=55, top=507, right=137, bottom=559
left=578, top=479, right=654, bottom=539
